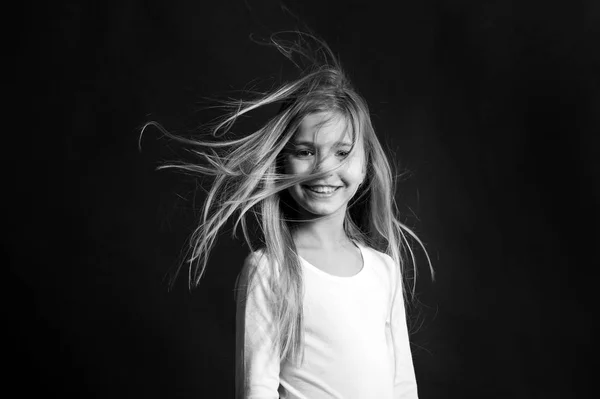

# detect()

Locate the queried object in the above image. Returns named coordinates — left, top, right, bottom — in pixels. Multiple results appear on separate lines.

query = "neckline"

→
left=298, top=242, right=366, bottom=280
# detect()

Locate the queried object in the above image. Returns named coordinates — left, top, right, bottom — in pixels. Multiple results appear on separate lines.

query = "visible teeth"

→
left=307, top=186, right=337, bottom=193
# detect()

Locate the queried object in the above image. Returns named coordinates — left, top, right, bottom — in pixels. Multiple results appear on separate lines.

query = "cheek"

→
left=284, top=156, right=311, bottom=176
left=283, top=156, right=294, bottom=175
left=343, top=153, right=366, bottom=182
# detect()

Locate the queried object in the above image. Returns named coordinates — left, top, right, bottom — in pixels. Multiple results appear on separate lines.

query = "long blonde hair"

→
left=142, top=33, right=433, bottom=368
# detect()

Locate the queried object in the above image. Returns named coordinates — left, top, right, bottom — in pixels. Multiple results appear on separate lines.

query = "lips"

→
left=304, top=185, right=342, bottom=194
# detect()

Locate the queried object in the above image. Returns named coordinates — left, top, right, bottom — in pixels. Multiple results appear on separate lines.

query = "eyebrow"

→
left=291, top=140, right=353, bottom=147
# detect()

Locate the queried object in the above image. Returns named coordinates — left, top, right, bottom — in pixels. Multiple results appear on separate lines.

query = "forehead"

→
left=294, top=112, right=355, bottom=145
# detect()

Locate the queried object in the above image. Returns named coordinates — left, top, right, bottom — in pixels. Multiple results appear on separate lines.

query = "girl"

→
left=147, top=33, right=432, bottom=399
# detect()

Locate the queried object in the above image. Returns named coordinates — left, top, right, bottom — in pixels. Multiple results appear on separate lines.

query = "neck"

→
left=291, top=207, right=352, bottom=250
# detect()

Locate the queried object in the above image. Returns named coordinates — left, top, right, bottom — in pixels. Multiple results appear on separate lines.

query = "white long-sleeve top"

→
left=235, top=243, right=418, bottom=399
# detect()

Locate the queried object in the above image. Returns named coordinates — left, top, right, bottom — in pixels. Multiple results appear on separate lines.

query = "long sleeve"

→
left=235, top=252, right=281, bottom=399
left=387, top=259, right=419, bottom=399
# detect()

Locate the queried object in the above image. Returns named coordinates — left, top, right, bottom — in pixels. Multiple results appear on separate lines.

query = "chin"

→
left=297, top=199, right=348, bottom=219
left=303, top=207, right=342, bottom=218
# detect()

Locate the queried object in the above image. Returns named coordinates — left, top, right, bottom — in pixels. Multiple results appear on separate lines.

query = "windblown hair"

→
left=142, top=33, right=432, bottom=374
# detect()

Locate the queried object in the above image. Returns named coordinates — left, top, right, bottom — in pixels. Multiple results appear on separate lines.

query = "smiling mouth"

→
left=303, top=185, right=342, bottom=194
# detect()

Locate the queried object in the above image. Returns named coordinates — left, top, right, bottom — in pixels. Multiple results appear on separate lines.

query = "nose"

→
left=313, top=153, right=338, bottom=175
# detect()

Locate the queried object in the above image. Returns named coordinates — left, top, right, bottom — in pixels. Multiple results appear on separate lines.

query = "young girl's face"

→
left=284, top=111, right=366, bottom=219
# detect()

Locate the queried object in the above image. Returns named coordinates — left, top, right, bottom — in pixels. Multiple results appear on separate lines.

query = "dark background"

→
left=12, top=0, right=597, bottom=398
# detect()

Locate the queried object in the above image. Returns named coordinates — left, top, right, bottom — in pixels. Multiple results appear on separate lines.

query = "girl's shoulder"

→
left=240, top=247, right=276, bottom=281
left=359, top=244, right=399, bottom=278
left=243, top=248, right=267, bottom=267
left=360, top=244, right=395, bottom=267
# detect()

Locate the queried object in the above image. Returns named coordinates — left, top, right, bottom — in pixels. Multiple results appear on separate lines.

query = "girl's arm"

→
left=235, top=253, right=281, bottom=399
left=388, top=258, right=419, bottom=399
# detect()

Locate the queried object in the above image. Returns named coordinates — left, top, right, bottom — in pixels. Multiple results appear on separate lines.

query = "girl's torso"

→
left=278, top=244, right=399, bottom=399
left=295, top=241, right=364, bottom=278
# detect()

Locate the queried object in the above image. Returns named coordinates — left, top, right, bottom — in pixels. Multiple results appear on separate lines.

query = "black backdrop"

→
left=12, top=0, right=597, bottom=398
